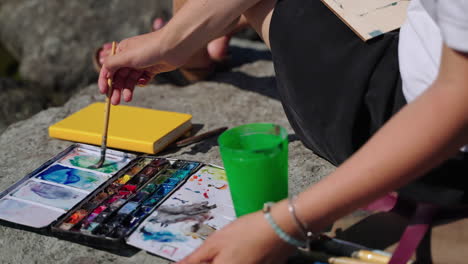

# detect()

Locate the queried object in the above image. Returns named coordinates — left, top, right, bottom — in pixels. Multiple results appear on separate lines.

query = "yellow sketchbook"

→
left=49, top=103, right=192, bottom=154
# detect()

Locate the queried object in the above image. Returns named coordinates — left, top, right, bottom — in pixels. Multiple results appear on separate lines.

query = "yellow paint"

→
left=116, top=174, right=132, bottom=184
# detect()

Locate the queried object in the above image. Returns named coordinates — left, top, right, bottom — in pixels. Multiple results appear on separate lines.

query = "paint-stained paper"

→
left=126, top=165, right=235, bottom=261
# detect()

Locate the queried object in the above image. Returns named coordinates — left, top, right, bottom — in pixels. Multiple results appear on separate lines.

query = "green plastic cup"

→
left=218, top=123, right=288, bottom=217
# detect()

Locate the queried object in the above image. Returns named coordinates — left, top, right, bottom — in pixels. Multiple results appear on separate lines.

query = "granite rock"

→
left=0, top=0, right=171, bottom=91
left=0, top=77, right=49, bottom=134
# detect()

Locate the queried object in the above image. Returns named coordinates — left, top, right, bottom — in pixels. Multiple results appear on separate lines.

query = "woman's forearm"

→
left=159, top=0, right=262, bottom=66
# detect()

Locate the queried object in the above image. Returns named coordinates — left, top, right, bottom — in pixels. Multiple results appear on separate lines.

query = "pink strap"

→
left=388, top=203, right=438, bottom=264
left=362, top=194, right=439, bottom=264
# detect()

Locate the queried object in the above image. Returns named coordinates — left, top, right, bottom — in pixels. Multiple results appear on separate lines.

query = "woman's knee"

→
left=243, top=0, right=275, bottom=49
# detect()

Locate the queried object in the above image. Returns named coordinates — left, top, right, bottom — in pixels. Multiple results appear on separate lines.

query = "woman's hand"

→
left=177, top=211, right=295, bottom=264
left=98, top=30, right=183, bottom=105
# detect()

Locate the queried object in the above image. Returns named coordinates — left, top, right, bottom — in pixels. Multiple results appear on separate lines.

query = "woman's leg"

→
left=267, top=0, right=403, bottom=165
left=173, top=0, right=249, bottom=78
left=242, top=0, right=276, bottom=49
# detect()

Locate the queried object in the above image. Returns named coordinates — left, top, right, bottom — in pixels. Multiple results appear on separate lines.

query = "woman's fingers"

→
left=98, top=66, right=110, bottom=94
left=104, top=68, right=146, bottom=104
left=123, top=70, right=141, bottom=102
left=110, top=87, right=121, bottom=105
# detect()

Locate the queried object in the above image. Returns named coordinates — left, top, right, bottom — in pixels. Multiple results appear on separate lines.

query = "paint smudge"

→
left=200, top=167, right=227, bottom=181
left=159, top=245, right=178, bottom=257
left=30, top=183, right=79, bottom=200
left=208, top=184, right=228, bottom=190
left=11, top=181, right=86, bottom=210
left=189, top=175, right=198, bottom=182
left=69, top=155, right=119, bottom=173
left=140, top=228, right=187, bottom=242
left=172, top=197, right=188, bottom=204
left=58, top=148, right=131, bottom=174
left=185, top=187, right=200, bottom=194
left=36, top=164, right=105, bottom=191
left=149, top=201, right=216, bottom=227
left=182, top=222, right=216, bottom=240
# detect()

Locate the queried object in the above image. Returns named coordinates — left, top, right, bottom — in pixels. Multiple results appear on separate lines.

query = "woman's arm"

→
left=180, top=45, right=468, bottom=264
left=287, top=45, right=468, bottom=233
left=98, top=0, right=262, bottom=104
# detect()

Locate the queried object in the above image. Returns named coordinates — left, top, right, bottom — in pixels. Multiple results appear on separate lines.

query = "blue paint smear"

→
left=30, top=182, right=76, bottom=200
left=36, top=164, right=103, bottom=191
left=140, top=227, right=187, bottom=242
left=172, top=197, right=188, bottom=204
left=369, top=30, right=383, bottom=38
left=184, top=187, right=200, bottom=194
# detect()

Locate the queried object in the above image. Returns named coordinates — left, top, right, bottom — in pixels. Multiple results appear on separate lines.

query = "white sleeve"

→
left=437, top=0, right=468, bottom=53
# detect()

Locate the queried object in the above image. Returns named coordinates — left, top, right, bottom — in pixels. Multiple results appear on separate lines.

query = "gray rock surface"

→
left=0, top=0, right=171, bottom=91
left=0, top=77, right=49, bottom=134
left=0, top=39, right=335, bottom=264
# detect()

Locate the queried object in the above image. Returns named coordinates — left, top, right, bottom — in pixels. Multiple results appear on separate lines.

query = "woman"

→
left=98, top=0, right=468, bottom=263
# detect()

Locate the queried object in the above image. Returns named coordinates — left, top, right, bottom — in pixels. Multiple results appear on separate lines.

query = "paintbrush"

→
left=161, top=126, right=228, bottom=152
left=174, top=126, right=228, bottom=148
left=315, top=235, right=414, bottom=264
left=90, top=41, right=117, bottom=169
left=302, top=251, right=378, bottom=264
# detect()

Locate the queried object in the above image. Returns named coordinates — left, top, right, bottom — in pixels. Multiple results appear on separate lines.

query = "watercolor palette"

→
left=0, top=144, right=236, bottom=262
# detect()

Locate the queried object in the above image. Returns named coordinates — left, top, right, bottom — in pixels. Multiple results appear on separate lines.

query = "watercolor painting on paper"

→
left=36, top=164, right=107, bottom=191
left=126, top=165, right=235, bottom=261
left=0, top=198, right=64, bottom=228
left=11, top=181, right=87, bottom=210
left=58, top=147, right=132, bottom=174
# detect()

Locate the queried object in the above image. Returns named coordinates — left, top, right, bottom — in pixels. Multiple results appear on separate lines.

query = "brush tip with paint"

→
left=90, top=41, right=117, bottom=169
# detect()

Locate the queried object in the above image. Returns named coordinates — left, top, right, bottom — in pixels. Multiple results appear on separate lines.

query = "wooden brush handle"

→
left=100, top=41, right=117, bottom=149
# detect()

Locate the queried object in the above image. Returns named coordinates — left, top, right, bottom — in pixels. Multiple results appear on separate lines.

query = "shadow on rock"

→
left=227, top=46, right=272, bottom=68
left=214, top=71, right=278, bottom=100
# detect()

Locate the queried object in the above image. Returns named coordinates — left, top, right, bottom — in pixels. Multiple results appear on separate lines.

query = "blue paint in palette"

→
left=36, top=164, right=106, bottom=191
left=163, top=177, right=180, bottom=185
left=183, top=162, right=199, bottom=171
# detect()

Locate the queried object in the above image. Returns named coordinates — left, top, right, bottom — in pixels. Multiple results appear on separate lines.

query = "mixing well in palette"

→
left=58, top=147, right=132, bottom=174
left=0, top=198, right=64, bottom=228
left=36, top=164, right=107, bottom=191
left=11, top=181, right=88, bottom=211
left=57, top=158, right=200, bottom=240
